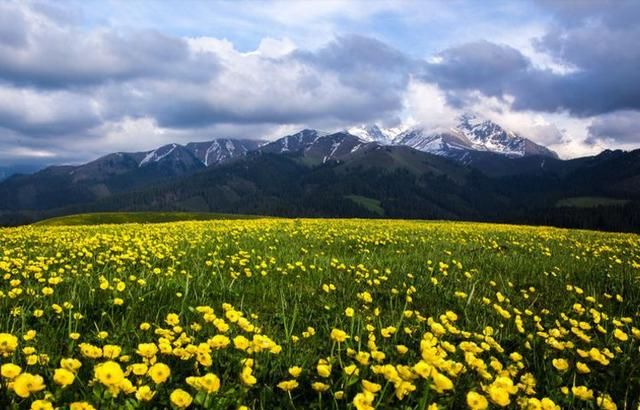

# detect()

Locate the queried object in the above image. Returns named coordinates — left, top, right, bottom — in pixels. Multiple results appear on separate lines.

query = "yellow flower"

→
left=552, top=358, right=569, bottom=372
left=288, top=366, right=302, bottom=378
left=70, top=403, right=96, bottom=410
left=102, top=344, right=122, bottom=359
left=353, top=390, right=375, bottom=410
left=0, top=333, right=18, bottom=356
left=61, top=358, right=82, bottom=372
left=208, top=335, right=230, bottom=349
left=277, top=379, right=299, bottom=391
left=540, top=398, right=561, bottom=410
left=30, top=400, right=53, bottom=410
left=23, top=330, right=37, bottom=341
left=233, top=335, right=250, bottom=351
left=394, top=380, right=416, bottom=400
left=131, top=363, right=148, bottom=376
left=199, top=373, right=221, bottom=393
left=12, top=372, right=46, bottom=398
left=576, top=361, right=591, bottom=374
left=170, top=388, right=193, bottom=408
left=432, top=371, right=454, bottom=393
left=345, top=307, right=355, bottom=317
left=1, top=363, right=22, bottom=379
left=136, top=343, right=158, bottom=358
left=330, top=328, right=348, bottom=343
left=571, top=385, right=594, bottom=400
left=135, top=385, right=156, bottom=401
left=613, top=328, right=629, bottom=342
left=344, top=364, right=359, bottom=376
left=362, top=380, right=382, bottom=393
left=165, top=313, right=180, bottom=326
left=94, top=361, right=124, bottom=386
left=466, top=391, right=488, bottom=410
left=596, top=394, right=618, bottom=410
left=79, top=343, right=102, bottom=359
left=26, top=354, right=38, bottom=365
left=312, top=382, right=330, bottom=392
left=317, top=359, right=332, bottom=378
left=356, top=351, right=370, bottom=365
left=240, top=366, right=257, bottom=386
left=396, top=345, right=409, bottom=354
left=381, top=326, right=396, bottom=338
left=53, top=368, right=75, bottom=386
left=487, top=384, right=510, bottom=407
left=148, top=362, right=171, bottom=384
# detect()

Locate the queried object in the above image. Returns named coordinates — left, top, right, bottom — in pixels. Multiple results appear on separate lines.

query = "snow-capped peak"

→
left=347, top=124, right=405, bottom=144
left=389, top=114, right=558, bottom=159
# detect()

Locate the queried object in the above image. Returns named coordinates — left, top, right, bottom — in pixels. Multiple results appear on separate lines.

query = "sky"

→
left=0, top=0, right=639, bottom=166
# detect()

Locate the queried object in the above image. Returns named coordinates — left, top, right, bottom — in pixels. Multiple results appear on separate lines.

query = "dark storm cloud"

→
left=421, top=1, right=640, bottom=119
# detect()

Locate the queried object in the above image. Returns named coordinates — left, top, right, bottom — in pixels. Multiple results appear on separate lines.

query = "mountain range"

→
left=348, top=114, right=558, bottom=159
left=1, top=114, right=638, bottom=232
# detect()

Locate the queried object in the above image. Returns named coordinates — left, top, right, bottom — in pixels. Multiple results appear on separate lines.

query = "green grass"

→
left=0, top=219, right=638, bottom=408
left=33, top=211, right=262, bottom=226
left=345, top=195, right=384, bottom=215
left=556, top=196, right=630, bottom=208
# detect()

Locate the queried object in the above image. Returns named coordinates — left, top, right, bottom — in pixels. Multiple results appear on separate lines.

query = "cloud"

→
left=587, top=110, right=640, bottom=146
left=424, top=41, right=529, bottom=99
left=0, top=85, right=101, bottom=136
left=403, top=78, right=459, bottom=132
left=0, top=2, right=218, bottom=89
left=0, top=3, right=416, bottom=163
left=419, top=1, right=640, bottom=117
left=96, top=34, right=413, bottom=130
left=0, top=0, right=639, bottom=165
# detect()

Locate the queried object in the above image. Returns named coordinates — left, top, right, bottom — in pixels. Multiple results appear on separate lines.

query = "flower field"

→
left=0, top=218, right=639, bottom=409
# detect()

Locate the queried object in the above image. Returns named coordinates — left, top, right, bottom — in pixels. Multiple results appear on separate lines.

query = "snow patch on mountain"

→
left=347, top=124, right=406, bottom=144
left=139, top=144, right=177, bottom=167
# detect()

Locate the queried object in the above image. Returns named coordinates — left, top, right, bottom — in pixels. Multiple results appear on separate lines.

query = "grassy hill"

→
left=33, top=211, right=262, bottom=226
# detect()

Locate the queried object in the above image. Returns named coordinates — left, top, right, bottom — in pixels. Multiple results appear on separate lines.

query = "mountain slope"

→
left=0, top=164, right=42, bottom=182
left=395, top=129, right=474, bottom=157
left=259, top=130, right=373, bottom=164
left=259, top=129, right=327, bottom=154
left=186, top=138, right=264, bottom=166
left=55, top=147, right=506, bottom=221
left=0, top=145, right=205, bottom=211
